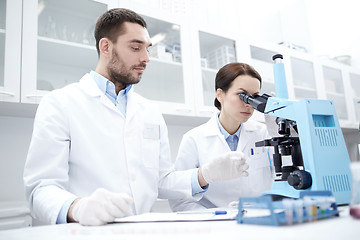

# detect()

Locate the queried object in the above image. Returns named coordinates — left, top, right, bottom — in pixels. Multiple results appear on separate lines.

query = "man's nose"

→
left=141, top=49, right=150, bottom=63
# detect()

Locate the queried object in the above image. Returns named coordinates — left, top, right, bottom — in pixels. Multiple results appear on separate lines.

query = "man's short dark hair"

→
left=94, top=8, right=147, bottom=56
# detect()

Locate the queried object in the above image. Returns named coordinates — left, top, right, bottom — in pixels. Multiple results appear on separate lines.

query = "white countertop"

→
left=0, top=206, right=358, bottom=240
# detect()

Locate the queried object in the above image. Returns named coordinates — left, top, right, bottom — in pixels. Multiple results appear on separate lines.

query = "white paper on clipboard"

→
left=114, top=209, right=238, bottom=223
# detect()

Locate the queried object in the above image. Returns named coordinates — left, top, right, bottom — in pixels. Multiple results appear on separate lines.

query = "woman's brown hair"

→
left=214, top=62, right=262, bottom=110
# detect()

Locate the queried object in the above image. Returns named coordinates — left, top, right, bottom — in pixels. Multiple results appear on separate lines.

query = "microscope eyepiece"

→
left=238, top=92, right=270, bottom=113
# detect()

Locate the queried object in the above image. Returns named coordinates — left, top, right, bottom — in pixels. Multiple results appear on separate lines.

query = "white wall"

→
left=191, top=0, right=360, bottom=69
left=0, top=116, right=33, bottom=202
left=306, top=0, right=360, bottom=67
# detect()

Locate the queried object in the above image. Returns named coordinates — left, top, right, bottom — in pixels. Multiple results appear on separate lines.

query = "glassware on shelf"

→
left=206, top=44, right=236, bottom=69
left=149, top=42, right=172, bottom=62
left=170, top=42, right=182, bottom=63
left=82, top=30, right=89, bottom=45
left=59, top=24, right=68, bottom=41
left=44, top=16, right=58, bottom=39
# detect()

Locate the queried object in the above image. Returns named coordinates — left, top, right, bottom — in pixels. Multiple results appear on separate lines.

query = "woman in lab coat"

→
left=169, top=62, right=274, bottom=211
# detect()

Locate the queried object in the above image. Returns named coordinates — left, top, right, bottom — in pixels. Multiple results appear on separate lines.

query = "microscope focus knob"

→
left=287, top=170, right=312, bottom=190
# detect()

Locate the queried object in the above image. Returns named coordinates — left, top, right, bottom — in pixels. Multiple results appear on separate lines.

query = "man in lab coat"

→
left=23, top=8, right=249, bottom=226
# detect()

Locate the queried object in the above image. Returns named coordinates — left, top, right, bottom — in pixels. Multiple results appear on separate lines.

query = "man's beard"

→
left=107, top=49, right=146, bottom=85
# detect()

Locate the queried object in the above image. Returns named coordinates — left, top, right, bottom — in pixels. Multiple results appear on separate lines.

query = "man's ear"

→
left=98, top=38, right=111, bottom=57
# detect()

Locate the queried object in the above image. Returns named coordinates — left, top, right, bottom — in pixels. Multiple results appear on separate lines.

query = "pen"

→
left=177, top=210, right=227, bottom=215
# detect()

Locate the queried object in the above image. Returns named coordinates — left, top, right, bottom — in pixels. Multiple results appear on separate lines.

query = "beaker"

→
left=350, top=162, right=360, bottom=219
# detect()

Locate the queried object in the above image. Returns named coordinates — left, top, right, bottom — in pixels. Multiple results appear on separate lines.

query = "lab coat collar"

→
left=79, top=73, right=142, bottom=118
left=204, top=114, right=258, bottom=136
left=204, top=114, right=222, bottom=137
left=79, top=73, right=103, bottom=97
left=79, top=74, right=120, bottom=114
left=204, top=114, right=260, bottom=152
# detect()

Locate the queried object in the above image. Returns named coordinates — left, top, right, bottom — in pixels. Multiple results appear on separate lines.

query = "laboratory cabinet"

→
left=21, top=0, right=116, bottom=104
left=0, top=0, right=359, bottom=130
left=316, top=59, right=356, bottom=128
left=0, top=0, right=22, bottom=102
left=192, top=25, right=239, bottom=117
left=235, top=39, right=359, bottom=129
left=289, top=52, right=319, bottom=100
left=349, top=70, right=360, bottom=123
left=131, top=13, right=196, bottom=116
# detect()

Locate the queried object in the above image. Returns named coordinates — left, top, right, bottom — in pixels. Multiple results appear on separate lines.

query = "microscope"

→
left=239, top=54, right=352, bottom=204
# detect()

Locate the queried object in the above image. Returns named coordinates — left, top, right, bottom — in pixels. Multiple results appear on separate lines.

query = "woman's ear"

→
left=216, top=88, right=223, bottom=103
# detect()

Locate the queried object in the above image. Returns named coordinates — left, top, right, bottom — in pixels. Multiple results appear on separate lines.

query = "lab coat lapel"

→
left=205, top=114, right=230, bottom=150
left=125, top=90, right=141, bottom=122
left=79, top=73, right=124, bottom=113
left=238, top=121, right=258, bottom=153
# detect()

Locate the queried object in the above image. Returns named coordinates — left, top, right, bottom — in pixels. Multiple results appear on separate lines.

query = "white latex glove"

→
left=201, top=151, right=249, bottom=184
left=71, top=188, right=134, bottom=226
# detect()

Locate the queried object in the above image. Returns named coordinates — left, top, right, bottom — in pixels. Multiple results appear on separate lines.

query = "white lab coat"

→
left=23, top=73, right=196, bottom=224
left=169, top=115, right=274, bottom=211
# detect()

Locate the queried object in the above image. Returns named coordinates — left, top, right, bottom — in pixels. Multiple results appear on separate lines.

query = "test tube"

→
left=311, top=199, right=318, bottom=221
left=294, top=199, right=304, bottom=223
left=317, top=197, right=331, bottom=218
left=303, top=197, right=313, bottom=222
left=282, top=198, right=293, bottom=225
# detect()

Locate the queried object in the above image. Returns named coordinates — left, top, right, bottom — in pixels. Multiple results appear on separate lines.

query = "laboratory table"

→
left=0, top=206, right=358, bottom=240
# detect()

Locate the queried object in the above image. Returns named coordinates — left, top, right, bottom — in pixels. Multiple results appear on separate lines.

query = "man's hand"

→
left=199, top=151, right=249, bottom=185
left=69, top=188, right=134, bottom=226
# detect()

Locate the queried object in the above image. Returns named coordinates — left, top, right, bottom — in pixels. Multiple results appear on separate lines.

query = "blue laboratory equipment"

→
left=272, top=54, right=288, bottom=99
left=239, top=54, right=352, bottom=205
left=236, top=191, right=339, bottom=226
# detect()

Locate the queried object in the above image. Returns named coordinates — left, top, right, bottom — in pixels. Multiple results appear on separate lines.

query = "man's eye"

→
left=132, top=47, right=140, bottom=51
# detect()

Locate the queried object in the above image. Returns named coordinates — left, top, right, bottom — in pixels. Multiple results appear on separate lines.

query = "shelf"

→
left=326, top=91, right=345, bottom=98
left=37, top=36, right=97, bottom=68
left=134, top=58, right=185, bottom=103
left=36, top=36, right=97, bottom=91
left=198, top=31, right=237, bottom=70
left=294, top=87, right=317, bottom=100
left=250, top=45, right=277, bottom=63
left=149, top=57, right=182, bottom=66
left=293, top=85, right=316, bottom=91
left=201, top=67, right=218, bottom=73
